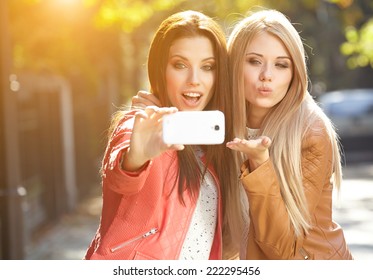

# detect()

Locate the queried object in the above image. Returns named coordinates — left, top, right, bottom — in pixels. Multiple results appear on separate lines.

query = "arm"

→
left=232, top=123, right=333, bottom=259
left=240, top=159, right=299, bottom=259
left=300, top=122, right=333, bottom=215
left=102, top=107, right=184, bottom=195
left=226, top=136, right=271, bottom=171
left=227, top=136, right=299, bottom=258
left=122, top=106, right=184, bottom=171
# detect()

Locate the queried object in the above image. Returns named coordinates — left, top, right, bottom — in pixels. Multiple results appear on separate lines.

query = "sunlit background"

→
left=1, top=0, right=373, bottom=260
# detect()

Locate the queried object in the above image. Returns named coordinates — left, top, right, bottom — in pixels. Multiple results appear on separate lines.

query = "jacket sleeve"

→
left=301, top=123, right=333, bottom=215
left=241, top=159, right=298, bottom=259
left=101, top=114, right=152, bottom=196
left=241, top=121, right=332, bottom=259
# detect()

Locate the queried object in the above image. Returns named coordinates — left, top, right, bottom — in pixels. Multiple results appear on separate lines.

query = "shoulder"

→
left=305, top=117, right=327, bottom=137
left=301, top=96, right=335, bottom=144
left=111, top=109, right=140, bottom=135
left=302, top=117, right=331, bottom=155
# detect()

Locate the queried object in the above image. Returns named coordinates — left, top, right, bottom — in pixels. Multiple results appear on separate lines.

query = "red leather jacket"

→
left=84, top=111, right=223, bottom=260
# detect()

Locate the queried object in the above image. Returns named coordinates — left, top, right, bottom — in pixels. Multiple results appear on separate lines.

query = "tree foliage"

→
left=340, top=13, right=373, bottom=69
left=7, top=0, right=373, bottom=99
left=92, top=0, right=186, bottom=32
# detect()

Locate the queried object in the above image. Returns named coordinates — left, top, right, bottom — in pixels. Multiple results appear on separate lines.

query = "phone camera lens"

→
left=214, top=125, right=220, bottom=131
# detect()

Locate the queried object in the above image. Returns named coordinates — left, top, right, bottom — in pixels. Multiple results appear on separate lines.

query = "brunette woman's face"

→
left=165, top=36, right=215, bottom=111
left=243, top=32, right=293, bottom=120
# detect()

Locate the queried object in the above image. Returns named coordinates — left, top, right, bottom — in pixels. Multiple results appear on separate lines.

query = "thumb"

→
left=167, top=144, right=185, bottom=151
left=261, top=136, right=272, bottom=148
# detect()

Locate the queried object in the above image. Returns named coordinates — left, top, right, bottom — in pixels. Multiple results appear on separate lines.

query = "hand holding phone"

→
left=162, top=110, right=225, bottom=145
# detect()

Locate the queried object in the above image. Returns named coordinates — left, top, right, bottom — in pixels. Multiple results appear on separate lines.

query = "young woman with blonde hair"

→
left=226, top=9, right=353, bottom=260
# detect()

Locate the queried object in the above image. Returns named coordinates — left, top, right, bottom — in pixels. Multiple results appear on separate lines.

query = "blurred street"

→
left=24, top=159, right=373, bottom=260
left=24, top=185, right=103, bottom=260
left=332, top=159, right=373, bottom=260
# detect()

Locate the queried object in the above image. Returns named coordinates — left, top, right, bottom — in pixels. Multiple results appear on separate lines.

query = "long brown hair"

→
left=110, top=10, right=245, bottom=257
left=148, top=12, right=244, bottom=255
left=147, top=10, right=231, bottom=196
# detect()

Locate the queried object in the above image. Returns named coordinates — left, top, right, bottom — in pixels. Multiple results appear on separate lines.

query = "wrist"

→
left=121, top=149, right=148, bottom=172
left=248, top=156, right=268, bottom=171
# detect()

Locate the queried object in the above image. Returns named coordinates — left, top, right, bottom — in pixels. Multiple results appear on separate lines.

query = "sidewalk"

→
left=333, top=162, right=373, bottom=260
left=25, top=185, right=102, bottom=260
left=25, top=163, right=373, bottom=260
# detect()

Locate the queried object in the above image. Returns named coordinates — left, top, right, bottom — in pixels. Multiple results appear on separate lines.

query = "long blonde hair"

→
left=228, top=9, right=342, bottom=236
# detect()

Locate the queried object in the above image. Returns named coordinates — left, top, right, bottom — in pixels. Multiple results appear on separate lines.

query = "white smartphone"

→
left=162, top=110, right=225, bottom=145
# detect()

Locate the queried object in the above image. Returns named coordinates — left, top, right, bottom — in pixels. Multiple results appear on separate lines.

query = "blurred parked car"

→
left=318, top=88, right=373, bottom=162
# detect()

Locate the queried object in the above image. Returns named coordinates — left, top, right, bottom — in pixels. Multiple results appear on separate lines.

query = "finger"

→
left=158, top=107, right=178, bottom=114
left=144, top=105, right=160, bottom=118
left=226, top=138, right=245, bottom=151
left=131, top=96, right=148, bottom=109
left=226, top=138, right=259, bottom=152
left=134, top=109, right=149, bottom=118
left=132, top=103, right=149, bottom=110
left=133, top=110, right=149, bottom=126
left=138, top=91, right=162, bottom=107
left=153, top=107, right=178, bottom=121
left=261, top=136, right=272, bottom=148
left=226, top=143, right=243, bottom=152
left=167, top=144, right=185, bottom=151
left=137, top=90, right=151, bottom=97
left=136, top=97, right=156, bottom=107
left=143, top=106, right=178, bottom=124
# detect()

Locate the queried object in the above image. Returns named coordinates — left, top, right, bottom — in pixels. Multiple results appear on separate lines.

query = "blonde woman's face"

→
left=166, top=36, right=215, bottom=111
left=243, top=32, right=293, bottom=121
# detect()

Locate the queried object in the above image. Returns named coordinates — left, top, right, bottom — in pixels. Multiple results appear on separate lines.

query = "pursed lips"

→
left=258, top=86, right=272, bottom=95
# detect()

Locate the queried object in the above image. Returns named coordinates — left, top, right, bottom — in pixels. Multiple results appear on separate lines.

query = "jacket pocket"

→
left=110, top=228, right=158, bottom=253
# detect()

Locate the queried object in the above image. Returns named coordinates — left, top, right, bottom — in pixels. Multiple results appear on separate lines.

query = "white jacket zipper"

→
left=110, top=228, right=158, bottom=253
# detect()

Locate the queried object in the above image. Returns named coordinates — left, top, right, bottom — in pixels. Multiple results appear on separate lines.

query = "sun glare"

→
left=54, top=0, right=78, bottom=5
left=48, top=0, right=85, bottom=17
left=51, top=0, right=83, bottom=9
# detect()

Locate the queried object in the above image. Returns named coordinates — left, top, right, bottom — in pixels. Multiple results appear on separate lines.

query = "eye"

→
left=202, top=64, right=215, bottom=71
left=276, top=62, right=290, bottom=69
left=247, top=58, right=261, bottom=65
left=173, top=62, right=187, bottom=69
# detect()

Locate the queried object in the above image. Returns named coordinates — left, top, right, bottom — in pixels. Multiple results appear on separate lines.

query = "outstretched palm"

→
left=226, top=136, right=271, bottom=170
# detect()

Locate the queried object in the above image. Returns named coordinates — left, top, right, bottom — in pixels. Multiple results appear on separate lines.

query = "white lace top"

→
left=178, top=147, right=218, bottom=260
left=247, top=127, right=260, bottom=140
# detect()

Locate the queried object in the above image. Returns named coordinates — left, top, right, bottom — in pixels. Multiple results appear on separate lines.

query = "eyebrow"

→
left=245, top=52, right=291, bottom=60
left=169, top=54, right=215, bottom=62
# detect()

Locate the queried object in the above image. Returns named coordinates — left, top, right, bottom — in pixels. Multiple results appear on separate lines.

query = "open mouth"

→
left=182, top=92, right=202, bottom=103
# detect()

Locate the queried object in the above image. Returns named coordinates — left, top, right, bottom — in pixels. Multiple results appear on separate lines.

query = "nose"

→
left=259, top=64, right=272, bottom=82
left=188, top=68, right=201, bottom=86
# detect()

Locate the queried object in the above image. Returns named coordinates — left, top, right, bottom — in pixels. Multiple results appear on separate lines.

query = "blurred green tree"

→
left=8, top=0, right=373, bottom=100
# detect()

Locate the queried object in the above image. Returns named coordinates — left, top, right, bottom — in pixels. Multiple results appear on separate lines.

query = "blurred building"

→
left=0, top=1, right=113, bottom=259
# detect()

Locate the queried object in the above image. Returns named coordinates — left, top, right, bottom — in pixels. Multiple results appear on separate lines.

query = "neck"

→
left=247, top=111, right=265, bottom=129
left=246, top=104, right=271, bottom=128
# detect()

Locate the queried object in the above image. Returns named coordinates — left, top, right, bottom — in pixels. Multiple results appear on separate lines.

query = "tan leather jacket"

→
left=240, top=121, right=353, bottom=260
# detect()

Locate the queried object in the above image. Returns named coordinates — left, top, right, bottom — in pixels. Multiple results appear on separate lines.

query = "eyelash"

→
left=247, top=59, right=290, bottom=69
left=172, top=62, right=215, bottom=71
left=174, top=62, right=186, bottom=69
left=202, top=64, right=215, bottom=71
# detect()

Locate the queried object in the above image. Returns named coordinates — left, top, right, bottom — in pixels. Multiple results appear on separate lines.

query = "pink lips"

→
left=258, top=86, right=272, bottom=96
left=181, top=91, right=203, bottom=108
